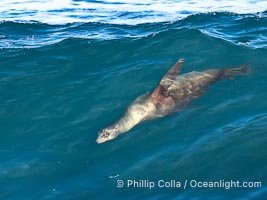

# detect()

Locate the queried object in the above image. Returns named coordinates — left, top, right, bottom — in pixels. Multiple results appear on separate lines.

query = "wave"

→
left=0, top=0, right=266, bottom=25
left=0, top=12, right=266, bottom=49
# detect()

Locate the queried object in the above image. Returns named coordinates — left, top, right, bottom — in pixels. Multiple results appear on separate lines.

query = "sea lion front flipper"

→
left=151, top=58, right=184, bottom=103
left=162, top=58, right=185, bottom=80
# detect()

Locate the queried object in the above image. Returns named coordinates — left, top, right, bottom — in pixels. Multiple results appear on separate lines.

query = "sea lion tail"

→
left=221, top=64, right=251, bottom=80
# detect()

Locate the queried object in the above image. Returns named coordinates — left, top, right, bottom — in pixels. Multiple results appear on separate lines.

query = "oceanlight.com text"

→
left=116, top=179, right=262, bottom=190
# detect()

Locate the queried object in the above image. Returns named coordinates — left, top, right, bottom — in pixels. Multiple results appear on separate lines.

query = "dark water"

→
left=0, top=9, right=267, bottom=200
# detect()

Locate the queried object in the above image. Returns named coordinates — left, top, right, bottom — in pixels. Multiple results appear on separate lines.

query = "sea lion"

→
left=96, top=58, right=250, bottom=143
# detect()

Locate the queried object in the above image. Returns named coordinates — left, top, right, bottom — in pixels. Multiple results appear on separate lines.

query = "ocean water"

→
left=0, top=0, right=267, bottom=199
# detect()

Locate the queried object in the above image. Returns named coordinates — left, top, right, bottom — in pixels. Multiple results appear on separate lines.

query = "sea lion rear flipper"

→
left=162, top=58, right=185, bottom=80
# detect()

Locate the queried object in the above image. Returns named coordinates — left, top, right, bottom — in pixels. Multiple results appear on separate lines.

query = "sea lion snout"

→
left=96, top=128, right=118, bottom=143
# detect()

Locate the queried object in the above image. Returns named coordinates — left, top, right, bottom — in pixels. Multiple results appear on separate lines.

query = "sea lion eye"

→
left=103, top=131, right=110, bottom=138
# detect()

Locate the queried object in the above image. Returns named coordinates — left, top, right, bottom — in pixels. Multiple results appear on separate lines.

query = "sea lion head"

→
left=96, top=126, right=119, bottom=144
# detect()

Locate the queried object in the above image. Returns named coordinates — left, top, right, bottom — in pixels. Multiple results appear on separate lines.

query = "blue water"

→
left=0, top=0, right=267, bottom=199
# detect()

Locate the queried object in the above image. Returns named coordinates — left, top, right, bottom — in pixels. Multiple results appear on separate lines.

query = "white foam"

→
left=0, top=0, right=266, bottom=24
